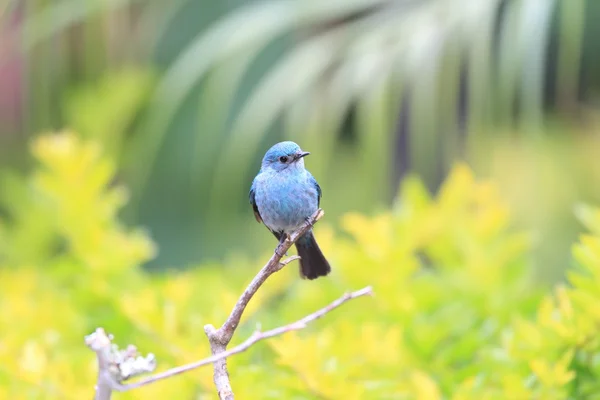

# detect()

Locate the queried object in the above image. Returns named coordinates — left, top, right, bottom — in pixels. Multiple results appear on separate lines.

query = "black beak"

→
left=295, top=151, right=310, bottom=160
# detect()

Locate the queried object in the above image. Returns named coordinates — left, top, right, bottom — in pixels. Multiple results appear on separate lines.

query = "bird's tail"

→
left=295, top=231, right=331, bottom=280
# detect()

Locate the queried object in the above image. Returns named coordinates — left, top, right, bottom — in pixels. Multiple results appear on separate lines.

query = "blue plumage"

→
left=250, top=141, right=331, bottom=280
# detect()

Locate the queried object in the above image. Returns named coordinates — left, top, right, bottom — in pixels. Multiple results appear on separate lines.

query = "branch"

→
left=87, top=208, right=372, bottom=399
left=204, top=208, right=325, bottom=399
left=86, top=286, right=373, bottom=397
left=218, top=208, right=325, bottom=343
left=85, top=328, right=156, bottom=400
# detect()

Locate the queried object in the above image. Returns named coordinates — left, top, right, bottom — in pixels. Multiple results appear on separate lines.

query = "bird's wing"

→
left=249, top=181, right=263, bottom=223
left=250, top=179, right=281, bottom=240
left=310, top=175, right=322, bottom=207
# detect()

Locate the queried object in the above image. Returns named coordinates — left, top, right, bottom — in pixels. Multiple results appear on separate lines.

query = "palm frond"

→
left=126, top=0, right=392, bottom=206
left=21, top=0, right=144, bottom=50
left=11, top=0, right=589, bottom=263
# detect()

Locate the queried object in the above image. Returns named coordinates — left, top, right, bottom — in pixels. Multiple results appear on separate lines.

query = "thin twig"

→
left=87, top=208, right=373, bottom=399
left=87, top=286, right=373, bottom=397
left=106, top=286, right=372, bottom=392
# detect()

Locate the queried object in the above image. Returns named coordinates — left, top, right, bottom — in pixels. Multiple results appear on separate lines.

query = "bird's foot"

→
left=278, top=233, right=292, bottom=244
left=278, top=234, right=286, bottom=245
left=274, top=247, right=289, bottom=257
left=275, top=233, right=291, bottom=257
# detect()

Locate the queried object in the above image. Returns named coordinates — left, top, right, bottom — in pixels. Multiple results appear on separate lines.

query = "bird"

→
left=249, top=141, right=331, bottom=280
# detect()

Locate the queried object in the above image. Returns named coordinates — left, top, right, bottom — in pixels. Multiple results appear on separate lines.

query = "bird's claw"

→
left=274, top=247, right=289, bottom=257
left=275, top=233, right=291, bottom=257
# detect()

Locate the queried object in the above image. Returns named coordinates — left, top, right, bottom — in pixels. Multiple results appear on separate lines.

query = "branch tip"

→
left=280, top=255, right=301, bottom=266
left=315, top=208, right=325, bottom=220
left=357, top=286, right=375, bottom=297
left=204, top=324, right=217, bottom=336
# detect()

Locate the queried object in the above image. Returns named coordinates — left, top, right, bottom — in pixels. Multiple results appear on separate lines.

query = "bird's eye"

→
left=279, top=156, right=289, bottom=163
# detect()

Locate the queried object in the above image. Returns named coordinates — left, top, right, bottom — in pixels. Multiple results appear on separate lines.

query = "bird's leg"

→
left=275, top=232, right=289, bottom=257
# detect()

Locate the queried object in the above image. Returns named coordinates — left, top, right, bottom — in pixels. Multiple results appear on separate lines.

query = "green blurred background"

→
left=1, top=0, right=599, bottom=281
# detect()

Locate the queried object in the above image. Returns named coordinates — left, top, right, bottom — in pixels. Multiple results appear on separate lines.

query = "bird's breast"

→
left=254, top=171, right=318, bottom=233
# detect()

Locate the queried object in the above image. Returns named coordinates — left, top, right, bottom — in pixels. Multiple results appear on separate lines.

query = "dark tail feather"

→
left=295, top=231, right=331, bottom=280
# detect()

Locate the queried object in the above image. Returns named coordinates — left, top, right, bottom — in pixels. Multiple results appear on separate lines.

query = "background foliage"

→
left=2, top=0, right=600, bottom=398
left=1, top=0, right=600, bottom=273
left=2, top=132, right=600, bottom=399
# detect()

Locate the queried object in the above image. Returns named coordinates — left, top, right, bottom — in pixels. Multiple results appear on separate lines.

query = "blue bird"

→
left=249, top=141, right=331, bottom=280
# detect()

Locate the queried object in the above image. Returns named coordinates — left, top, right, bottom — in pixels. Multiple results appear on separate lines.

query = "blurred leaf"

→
left=21, top=0, right=146, bottom=50
left=63, top=68, right=155, bottom=159
left=126, top=0, right=390, bottom=203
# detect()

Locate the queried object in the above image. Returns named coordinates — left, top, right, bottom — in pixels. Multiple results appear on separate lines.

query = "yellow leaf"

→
left=553, top=350, right=575, bottom=386
left=18, top=341, right=47, bottom=380
left=437, top=163, right=475, bottom=210
left=555, top=286, right=573, bottom=320
left=411, top=371, right=441, bottom=400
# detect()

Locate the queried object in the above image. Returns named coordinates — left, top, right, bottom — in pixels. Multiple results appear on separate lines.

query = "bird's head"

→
left=261, top=141, right=310, bottom=172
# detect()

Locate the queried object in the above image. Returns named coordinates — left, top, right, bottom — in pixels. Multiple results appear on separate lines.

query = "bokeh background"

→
left=1, top=0, right=598, bottom=279
left=2, top=0, right=600, bottom=398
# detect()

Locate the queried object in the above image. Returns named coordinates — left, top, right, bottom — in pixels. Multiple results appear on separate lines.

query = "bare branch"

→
left=205, top=208, right=324, bottom=399
left=86, top=328, right=157, bottom=400
left=87, top=208, right=374, bottom=400
left=87, top=286, right=373, bottom=395
left=217, top=209, right=325, bottom=343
